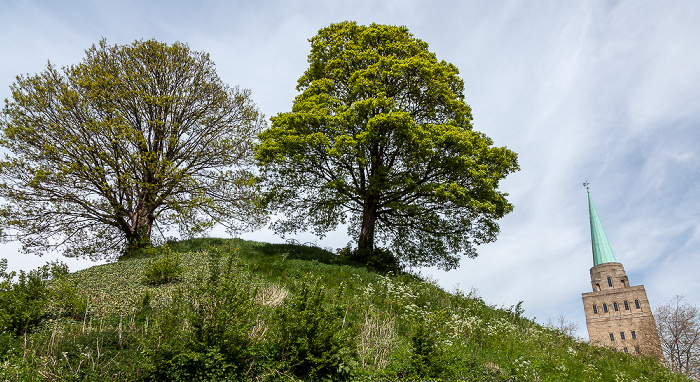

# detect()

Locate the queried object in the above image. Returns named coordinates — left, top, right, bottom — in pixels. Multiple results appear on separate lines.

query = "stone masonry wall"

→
left=582, top=263, right=662, bottom=359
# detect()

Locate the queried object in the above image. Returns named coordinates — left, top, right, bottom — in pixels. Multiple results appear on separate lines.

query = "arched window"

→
left=596, top=283, right=601, bottom=291
left=624, top=301, right=630, bottom=310
left=603, top=303, right=609, bottom=313
left=623, top=347, right=629, bottom=353
left=609, top=333, right=615, bottom=341
left=593, top=305, right=598, bottom=314
left=631, top=331, right=637, bottom=339
left=607, top=276, right=613, bottom=288
left=620, top=331, right=626, bottom=340
left=635, top=345, right=640, bottom=354
left=621, top=279, right=627, bottom=287
left=635, top=299, right=641, bottom=309
left=614, top=302, right=619, bottom=312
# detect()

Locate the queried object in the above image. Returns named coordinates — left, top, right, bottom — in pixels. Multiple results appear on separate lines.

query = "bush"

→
left=146, top=251, right=261, bottom=381
left=143, top=245, right=184, bottom=285
left=340, top=247, right=402, bottom=273
left=409, top=324, right=442, bottom=378
left=274, top=279, right=358, bottom=381
left=51, top=277, right=89, bottom=320
left=0, top=331, right=21, bottom=360
left=0, top=259, right=67, bottom=335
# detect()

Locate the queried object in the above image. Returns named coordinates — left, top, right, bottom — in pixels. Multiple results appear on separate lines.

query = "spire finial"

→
left=583, top=181, right=590, bottom=192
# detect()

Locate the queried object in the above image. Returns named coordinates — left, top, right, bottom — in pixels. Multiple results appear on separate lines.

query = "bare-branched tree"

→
left=547, top=315, right=580, bottom=339
left=655, top=295, right=700, bottom=379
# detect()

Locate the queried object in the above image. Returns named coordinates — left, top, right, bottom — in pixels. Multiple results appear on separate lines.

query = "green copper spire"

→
left=585, top=184, right=618, bottom=266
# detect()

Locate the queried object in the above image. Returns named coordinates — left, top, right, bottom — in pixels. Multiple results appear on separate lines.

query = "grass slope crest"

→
left=0, top=238, right=690, bottom=381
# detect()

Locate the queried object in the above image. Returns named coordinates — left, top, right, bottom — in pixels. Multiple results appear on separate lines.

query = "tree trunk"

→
left=357, top=198, right=378, bottom=262
left=125, top=209, right=155, bottom=253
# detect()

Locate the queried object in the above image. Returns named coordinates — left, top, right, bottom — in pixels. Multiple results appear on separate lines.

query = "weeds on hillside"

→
left=0, top=240, right=692, bottom=381
left=142, top=244, right=183, bottom=285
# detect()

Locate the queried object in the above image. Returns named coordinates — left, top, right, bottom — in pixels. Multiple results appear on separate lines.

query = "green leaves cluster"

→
left=274, top=280, right=357, bottom=380
left=0, top=259, right=71, bottom=335
left=257, top=22, right=519, bottom=270
left=142, top=244, right=184, bottom=285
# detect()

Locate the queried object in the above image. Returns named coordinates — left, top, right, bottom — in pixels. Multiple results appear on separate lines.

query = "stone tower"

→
left=581, top=188, right=662, bottom=358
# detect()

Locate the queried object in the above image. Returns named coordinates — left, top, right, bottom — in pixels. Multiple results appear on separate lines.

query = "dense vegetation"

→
left=0, top=239, right=689, bottom=381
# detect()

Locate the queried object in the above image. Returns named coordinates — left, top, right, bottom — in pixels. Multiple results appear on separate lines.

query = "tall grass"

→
left=0, top=239, right=690, bottom=381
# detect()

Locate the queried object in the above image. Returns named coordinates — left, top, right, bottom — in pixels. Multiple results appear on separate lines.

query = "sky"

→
left=1, top=0, right=699, bottom=339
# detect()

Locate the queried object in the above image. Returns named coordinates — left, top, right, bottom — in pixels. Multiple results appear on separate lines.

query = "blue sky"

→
left=1, top=0, right=699, bottom=338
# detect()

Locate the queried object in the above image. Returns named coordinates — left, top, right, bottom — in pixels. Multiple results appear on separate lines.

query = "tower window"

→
left=620, top=331, right=626, bottom=340
left=603, top=303, right=609, bottom=313
left=614, top=302, right=619, bottom=312
left=631, top=331, right=636, bottom=339
left=624, top=301, right=630, bottom=310
left=623, top=347, right=629, bottom=353
left=635, top=299, right=641, bottom=309
left=596, top=283, right=601, bottom=291
left=635, top=345, right=640, bottom=353
left=607, top=276, right=613, bottom=288
left=593, top=305, right=598, bottom=314
left=609, top=333, right=615, bottom=341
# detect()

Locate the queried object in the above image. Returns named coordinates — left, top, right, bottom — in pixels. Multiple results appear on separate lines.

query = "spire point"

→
left=586, top=188, right=618, bottom=266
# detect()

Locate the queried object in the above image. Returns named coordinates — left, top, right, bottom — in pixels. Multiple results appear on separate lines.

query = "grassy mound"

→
left=0, top=238, right=689, bottom=381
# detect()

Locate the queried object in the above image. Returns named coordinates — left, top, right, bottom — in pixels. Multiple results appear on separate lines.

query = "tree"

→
left=256, top=22, right=519, bottom=270
left=0, top=40, right=266, bottom=259
left=546, top=315, right=580, bottom=339
left=655, top=296, right=700, bottom=379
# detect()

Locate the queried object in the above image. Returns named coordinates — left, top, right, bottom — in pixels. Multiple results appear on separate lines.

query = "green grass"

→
left=0, top=238, right=690, bottom=381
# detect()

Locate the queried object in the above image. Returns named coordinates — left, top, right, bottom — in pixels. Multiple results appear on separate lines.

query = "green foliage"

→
left=138, top=290, right=152, bottom=308
left=143, top=244, right=184, bottom=285
left=51, top=276, right=89, bottom=320
left=145, top=250, right=261, bottom=381
left=409, top=324, right=442, bottom=378
left=0, top=259, right=67, bottom=335
left=274, top=279, right=358, bottom=381
left=257, top=21, right=519, bottom=270
left=0, top=39, right=266, bottom=260
left=0, top=239, right=691, bottom=381
left=341, top=246, right=402, bottom=273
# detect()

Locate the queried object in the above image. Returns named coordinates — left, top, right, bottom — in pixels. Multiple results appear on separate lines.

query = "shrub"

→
left=138, top=290, right=152, bottom=308
left=340, top=246, right=402, bottom=273
left=51, top=277, right=89, bottom=320
left=274, top=279, right=358, bottom=381
left=409, top=324, right=442, bottom=378
left=143, top=245, right=183, bottom=285
left=0, top=259, right=67, bottom=335
left=146, top=251, right=261, bottom=381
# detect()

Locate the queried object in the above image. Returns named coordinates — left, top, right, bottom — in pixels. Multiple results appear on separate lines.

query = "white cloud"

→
left=1, top=0, right=700, bottom=341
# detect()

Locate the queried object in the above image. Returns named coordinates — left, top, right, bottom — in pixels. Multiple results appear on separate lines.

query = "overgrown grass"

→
left=0, top=238, right=690, bottom=381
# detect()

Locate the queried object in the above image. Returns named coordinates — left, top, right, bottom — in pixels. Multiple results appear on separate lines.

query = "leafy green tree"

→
left=256, top=22, right=519, bottom=270
left=256, top=22, right=518, bottom=269
left=0, top=40, right=266, bottom=259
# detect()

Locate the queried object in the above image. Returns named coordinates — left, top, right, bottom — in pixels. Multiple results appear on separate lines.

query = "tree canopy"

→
left=0, top=39, right=266, bottom=259
left=256, top=22, right=519, bottom=270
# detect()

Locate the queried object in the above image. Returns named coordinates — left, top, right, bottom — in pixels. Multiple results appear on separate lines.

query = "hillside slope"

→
left=0, top=238, right=688, bottom=381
